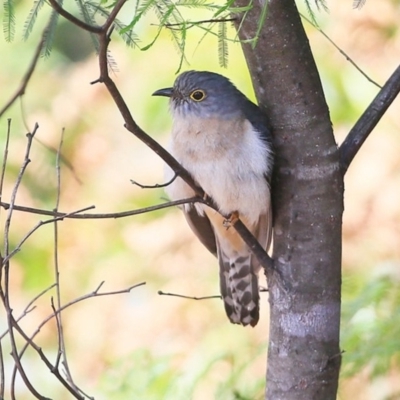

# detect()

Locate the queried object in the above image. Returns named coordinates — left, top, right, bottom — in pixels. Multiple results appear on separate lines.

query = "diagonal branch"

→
left=340, top=64, right=400, bottom=174
left=95, top=24, right=275, bottom=272
left=47, top=0, right=101, bottom=33
left=45, top=0, right=274, bottom=271
left=0, top=33, right=44, bottom=118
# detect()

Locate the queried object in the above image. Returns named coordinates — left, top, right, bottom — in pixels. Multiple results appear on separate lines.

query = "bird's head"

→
left=152, top=70, right=246, bottom=120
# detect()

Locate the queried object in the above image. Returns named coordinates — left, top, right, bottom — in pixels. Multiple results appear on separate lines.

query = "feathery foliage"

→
left=2, top=0, right=263, bottom=68
left=2, top=0, right=15, bottom=42
left=42, top=8, right=61, bottom=57
left=2, top=0, right=331, bottom=76
left=341, top=272, right=400, bottom=378
left=23, top=0, right=46, bottom=40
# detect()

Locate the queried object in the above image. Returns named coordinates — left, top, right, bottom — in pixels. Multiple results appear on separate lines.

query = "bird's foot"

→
left=223, top=211, right=239, bottom=229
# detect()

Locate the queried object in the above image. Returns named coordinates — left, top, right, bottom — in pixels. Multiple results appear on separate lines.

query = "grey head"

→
left=153, top=71, right=253, bottom=119
left=153, top=70, right=272, bottom=143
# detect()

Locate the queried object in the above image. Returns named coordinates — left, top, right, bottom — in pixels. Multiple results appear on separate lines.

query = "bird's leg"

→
left=223, top=211, right=239, bottom=230
left=203, top=192, right=211, bottom=202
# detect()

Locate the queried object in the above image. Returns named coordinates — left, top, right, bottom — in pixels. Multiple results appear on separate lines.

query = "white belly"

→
left=165, top=115, right=272, bottom=226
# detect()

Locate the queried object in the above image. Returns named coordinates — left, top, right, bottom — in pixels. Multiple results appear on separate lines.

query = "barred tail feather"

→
left=218, top=249, right=260, bottom=327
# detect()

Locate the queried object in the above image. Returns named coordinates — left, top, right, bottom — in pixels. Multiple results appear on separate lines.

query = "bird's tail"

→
left=218, top=251, right=260, bottom=327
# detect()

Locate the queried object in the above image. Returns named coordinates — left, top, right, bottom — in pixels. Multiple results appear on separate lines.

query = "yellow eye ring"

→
left=190, top=89, right=206, bottom=102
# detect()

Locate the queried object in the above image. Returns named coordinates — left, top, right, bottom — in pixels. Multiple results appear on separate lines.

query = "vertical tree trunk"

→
left=234, top=0, right=344, bottom=398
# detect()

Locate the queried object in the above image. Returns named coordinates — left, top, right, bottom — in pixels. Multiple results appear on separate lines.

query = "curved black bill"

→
left=152, top=87, right=173, bottom=97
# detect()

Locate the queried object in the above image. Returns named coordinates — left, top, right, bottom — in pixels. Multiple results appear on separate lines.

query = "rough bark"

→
left=234, top=0, right=344, bottom=399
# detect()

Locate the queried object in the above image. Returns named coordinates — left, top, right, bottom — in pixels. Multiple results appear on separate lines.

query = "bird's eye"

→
left=190, top=90, right=206, bottom=102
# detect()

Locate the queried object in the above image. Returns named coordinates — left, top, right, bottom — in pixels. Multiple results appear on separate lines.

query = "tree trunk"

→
left=234, top=0, right=344, bottom=398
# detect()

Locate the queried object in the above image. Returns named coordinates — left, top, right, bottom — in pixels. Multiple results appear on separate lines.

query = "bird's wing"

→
left=242, top=98, right=273, bottom=147
left=184, top=207, right=217, bottom=256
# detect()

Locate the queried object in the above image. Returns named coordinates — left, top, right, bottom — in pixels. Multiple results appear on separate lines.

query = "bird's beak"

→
left=152, top=87, right=174, bottom=97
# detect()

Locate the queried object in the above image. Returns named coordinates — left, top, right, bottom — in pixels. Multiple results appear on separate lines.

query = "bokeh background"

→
left=0, top=0, right=400, bottom=399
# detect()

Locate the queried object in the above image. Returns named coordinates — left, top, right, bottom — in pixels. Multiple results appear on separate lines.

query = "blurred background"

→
left=0, top=0, right=399, bottom=399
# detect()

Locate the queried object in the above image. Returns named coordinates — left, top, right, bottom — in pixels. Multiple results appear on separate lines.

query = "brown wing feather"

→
left=184, top=208, right=217, bottom=256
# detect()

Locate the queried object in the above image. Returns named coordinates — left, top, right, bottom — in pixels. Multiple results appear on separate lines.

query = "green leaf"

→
left=86, top=1, right=140, bottom=47
left=251, top=0, right=268, bottom=49
left=23, top=0, right=46, bottom=41
left=75, top=0, right=100, bottom=52
left=3, top=0, right=15, bottom=42
left=42, top=9, right=60, bottom=57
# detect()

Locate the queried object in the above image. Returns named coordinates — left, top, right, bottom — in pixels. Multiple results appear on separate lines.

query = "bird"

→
left=153, top=70, right=273, bottom=327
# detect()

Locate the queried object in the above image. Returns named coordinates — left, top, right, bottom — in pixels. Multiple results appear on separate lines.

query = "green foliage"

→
left=2, top=0, right=269, bottom=69
left=302, top=0, right=328, bottom=25
left=99, top=347, right=265, bottom=399
left=42, top=8, right=60, bottom=56
left=2, top=0, right=15, bottom=41
left=341, top=269, right=400, bottom=378
left=23, top=0, right=45, bottom=40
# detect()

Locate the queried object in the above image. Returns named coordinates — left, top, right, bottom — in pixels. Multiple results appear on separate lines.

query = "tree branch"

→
left=0, top=198, right=198, bottom=219
left=45, top=0, right=274, bottom=273
left=47, top=0, right=101, bottom=33
left=0, top=33, right=44, bottom=118
left=340, top=64, right=400, bottom=174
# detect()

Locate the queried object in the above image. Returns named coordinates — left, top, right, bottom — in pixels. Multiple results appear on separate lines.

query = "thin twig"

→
left=158, top=290, right=222, bottom=300
left=102, top=0, right=127, bottom=31
left=51, top=298, right=63, bottom=368
left=52, top=128, right=82, bottom=393
left=47, top=0, right=101, bottom=33
left=0, top=340, right=4, bottom=400
left=233, top=218, right=275, bottom=273
left=8, top=310, right=83, bottom=400
left=0, top=197, right=198, bottom=219
left=300, top=13, right=381, bottom=89
left=1, top=124, right=48, bottom=399
left=130, top=173, right=177, bottom=189
left=34, top=136, right=82, bottom=185
left=162, top=17, right=237, bottom=30
left=0, top=284, right=57, bottom=340
left=9, top=282, right=145, bottom=400
left=2, top=205, right=95, bottom=265
left=340, top=64, right=400, bottom=174
left=0, top=120, right=11, bottom=220
left=53, top=128, right=63, bottom=370
left=16, top=282, right=146, bottom=364
left=0, top=34, right=45, bottom=118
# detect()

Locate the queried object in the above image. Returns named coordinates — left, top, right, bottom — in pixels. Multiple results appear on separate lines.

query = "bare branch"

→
left=163, top=17, right=237, bottom=30
left=158, top=290, right=222, bottom=300
left=0, top=284, right=57, bottom=340
left=17, top=282, right=146, bottom=362
left=2, top=205, right=95, bottom=265
left=3, top=125, right=38, bottom=256
left=301, top=13, right=381, bottom=89
left=0, top=123, right=50, bottom=399
left=102, top=0, right=127, bottom=31
left=0, top=340, right=4, bottom=399
left=8, top=311, right=84, bottom=400
left=0, top=119, right=11, bottom=223
left=47, top=0, right=101, bottom=33
left=0, top=197, right=198, bottom=219
left=233, top=219, right=275, bottom=275
left=340, top=64, right=400, bottom=174
left=0, top=34, right=45, bottom=118
left=6, top=282, right=144, bottom=399
left=130, top=173, right=178, bottom=189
